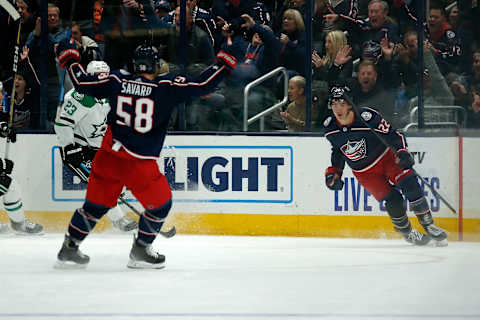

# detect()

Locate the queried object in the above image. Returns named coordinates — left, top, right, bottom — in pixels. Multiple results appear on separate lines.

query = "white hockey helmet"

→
left=86, top=61, right=110, bottom=75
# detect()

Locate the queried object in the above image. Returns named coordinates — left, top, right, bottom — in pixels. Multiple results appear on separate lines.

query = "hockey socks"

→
left=137, top=199, right=172, bottom=244
left=68, top=201, right=109, bottom=241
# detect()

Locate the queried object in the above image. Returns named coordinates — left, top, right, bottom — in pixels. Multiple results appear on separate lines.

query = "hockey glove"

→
left=0, top=158, right=14, bottom=175
left=216, top=50, right=237, bottom=70
left=396, top=149, right=414, bottom=170
left=61, top=144, right=84, bottom=168
left=0, top=122, right=16, bottom=143
left=0, top=174, right=12, bottom=196
left=325, top=166, right=344, bottom=191
left=57, top=38, right=80, bottom=68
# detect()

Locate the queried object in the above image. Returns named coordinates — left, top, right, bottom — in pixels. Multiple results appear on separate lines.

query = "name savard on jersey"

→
left=121, top=81, right=153, bottom=96
left=324, top=107, right=407, bottom=171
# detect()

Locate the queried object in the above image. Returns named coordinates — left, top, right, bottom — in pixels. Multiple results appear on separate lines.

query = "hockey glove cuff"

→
left=61, top=144, right=84, bottom=167
left=396, top=149, right=414, bottom=170
left=216, top=51, right=237, bottom=70
left=57, top=38, right=80, bottom=69
left=325, top=166, right=344, bottom=191
left=0, top=158, right=14, bottom=175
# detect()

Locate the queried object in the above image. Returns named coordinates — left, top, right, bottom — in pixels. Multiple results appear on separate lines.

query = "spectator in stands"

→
left=155, top=0, right=172, bottom=19
left=447, top=3, right=475, bottom=73
left=354, top=60, right=396, bottom=124
left=280, top=75, right=320, bottom=132
left=218, top=24, right=279, bottom=131
left=93, top=0, right=105, bottom=55
left=26, top=3, right=69, bottom=131
left=71, top=22, right=102, bottom=68
left=16, top=0, right=37, bottom=45
left=465, top=50, right=480, bottom=93
left=395, top=30, right=420, bottom=90
left=241, top=9, right=306, bottom=76
left=312, top=30, right=353, bottom=85
left=427, top=3, right=463, bottom=75
left=324, top=0, right=400, bottom=59
left=11, top=47, right=41, bottom=130
left=466, top=88, right=480, bottom=128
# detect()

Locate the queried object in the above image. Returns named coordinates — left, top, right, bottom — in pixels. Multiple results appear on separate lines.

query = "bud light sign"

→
left=52, top=145, right=293, bottom=203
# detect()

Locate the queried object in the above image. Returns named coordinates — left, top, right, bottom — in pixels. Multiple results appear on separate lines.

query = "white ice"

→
left=1, top=234, right=479, bottom=320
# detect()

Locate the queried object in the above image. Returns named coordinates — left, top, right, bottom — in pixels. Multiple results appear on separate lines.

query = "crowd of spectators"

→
left=1, top=0, right=480, bottom=132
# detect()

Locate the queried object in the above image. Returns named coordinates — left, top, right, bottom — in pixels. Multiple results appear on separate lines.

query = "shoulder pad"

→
left=119, top=69, right=131, bottom=75
left=323, top=116, right=333, bottom=127
left=360, top=110, right=373, bottom=121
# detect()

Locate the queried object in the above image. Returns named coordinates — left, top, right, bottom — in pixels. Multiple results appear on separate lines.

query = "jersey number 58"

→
left=116, top=96, right=154, bottom=133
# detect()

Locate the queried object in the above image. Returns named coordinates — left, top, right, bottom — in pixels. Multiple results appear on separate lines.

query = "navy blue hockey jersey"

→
left=324, top=107, right=407, bottom=171
left=67, top=62, right=229, bottom=159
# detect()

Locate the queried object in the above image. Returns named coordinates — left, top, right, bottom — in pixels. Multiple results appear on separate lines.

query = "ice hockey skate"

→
left=55, top=235, right=90, bottom=269
left=127, top=236, right=165, bottom=269
left=423, top=224, right=448, bottom=247
left=11, top=220, right=44, bottom=235
left=112, top=216, right=138, bottom=232
left=0, top=222, right=8, bottom=234
left=402, top=228, right=431, bottom=246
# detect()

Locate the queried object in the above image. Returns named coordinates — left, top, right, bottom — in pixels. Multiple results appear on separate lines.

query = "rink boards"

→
left=1, top=134, right=479, bottom=241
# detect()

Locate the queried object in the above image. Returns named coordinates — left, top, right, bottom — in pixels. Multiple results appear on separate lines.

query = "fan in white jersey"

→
left=54, top=61, right=138, bottom=232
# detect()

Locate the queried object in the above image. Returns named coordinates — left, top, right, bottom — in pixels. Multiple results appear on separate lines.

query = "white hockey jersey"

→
left=54, top=88, right=109, bottom=148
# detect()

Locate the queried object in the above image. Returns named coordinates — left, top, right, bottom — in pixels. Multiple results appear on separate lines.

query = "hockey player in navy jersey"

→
left=54, top=60, right=138, bottom=233
left=54, top=40, right=237, bottom=269
left=323, top=85, right=448, bottom=246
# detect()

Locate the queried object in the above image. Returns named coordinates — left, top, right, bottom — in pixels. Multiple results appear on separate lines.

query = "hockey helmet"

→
left=328, top=84, right=352, bottom=108
left=133, top=44, right=160, bottom=74
left=362, top=40, right=382, bottom=64
left=86, top=60, right=110, bottom=74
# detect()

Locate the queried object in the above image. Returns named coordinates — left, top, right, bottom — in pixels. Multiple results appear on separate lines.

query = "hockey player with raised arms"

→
left=54, top=60, right=138, bottom=232
left=54, top=38, right=237, bottom=269
left=323, top=85, right=448, bottom=246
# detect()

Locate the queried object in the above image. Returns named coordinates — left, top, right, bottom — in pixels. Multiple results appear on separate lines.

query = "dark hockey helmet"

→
left=328, top=84, right=352, bottom=108
left=362, top=40, right=382, bottom=64
left=133, top=44, right=160, bottom=74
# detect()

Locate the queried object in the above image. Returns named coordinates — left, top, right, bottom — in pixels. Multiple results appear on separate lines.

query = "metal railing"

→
left=243, top=67, right=289, bottom=132
left=404, top=105, right=467, bottom=131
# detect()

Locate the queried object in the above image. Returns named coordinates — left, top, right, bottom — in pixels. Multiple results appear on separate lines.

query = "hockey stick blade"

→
left=118, top=194, right=176, bottom=238
left=0, top=0, right=20, bottom=21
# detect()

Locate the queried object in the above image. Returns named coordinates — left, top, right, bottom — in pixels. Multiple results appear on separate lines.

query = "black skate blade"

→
left=127, top=259, right=165, bottom=269
left=54, top=260, right=88, bottom=270
left=14, top=230, right=45, bottom=236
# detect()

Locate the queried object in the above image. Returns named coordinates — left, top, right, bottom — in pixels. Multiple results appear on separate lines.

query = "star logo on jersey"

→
left=90, top=118, right=107, bottom=139
left=340, top=139, right=367, bottom=161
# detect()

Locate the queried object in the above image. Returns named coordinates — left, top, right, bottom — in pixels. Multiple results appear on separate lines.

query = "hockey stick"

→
left=77, top=162, right=176, bottom=238
left=342, top=93, right=458, bottom=215
left=0, top=0, right=20, bottom=21
left=4, top=18, right=22, bottom=159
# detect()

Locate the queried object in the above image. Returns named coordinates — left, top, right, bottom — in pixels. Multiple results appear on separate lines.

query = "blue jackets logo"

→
left=52, top=145, right=293, bottom=203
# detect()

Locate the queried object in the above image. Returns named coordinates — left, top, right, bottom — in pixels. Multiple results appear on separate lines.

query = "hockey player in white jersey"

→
left=0, top=123, right=43, bottom=235
left=54, top=61, right=138, bottom=232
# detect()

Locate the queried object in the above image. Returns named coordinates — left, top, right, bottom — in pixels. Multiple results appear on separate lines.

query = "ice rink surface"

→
left=1, top=233, right=479, bottom=320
